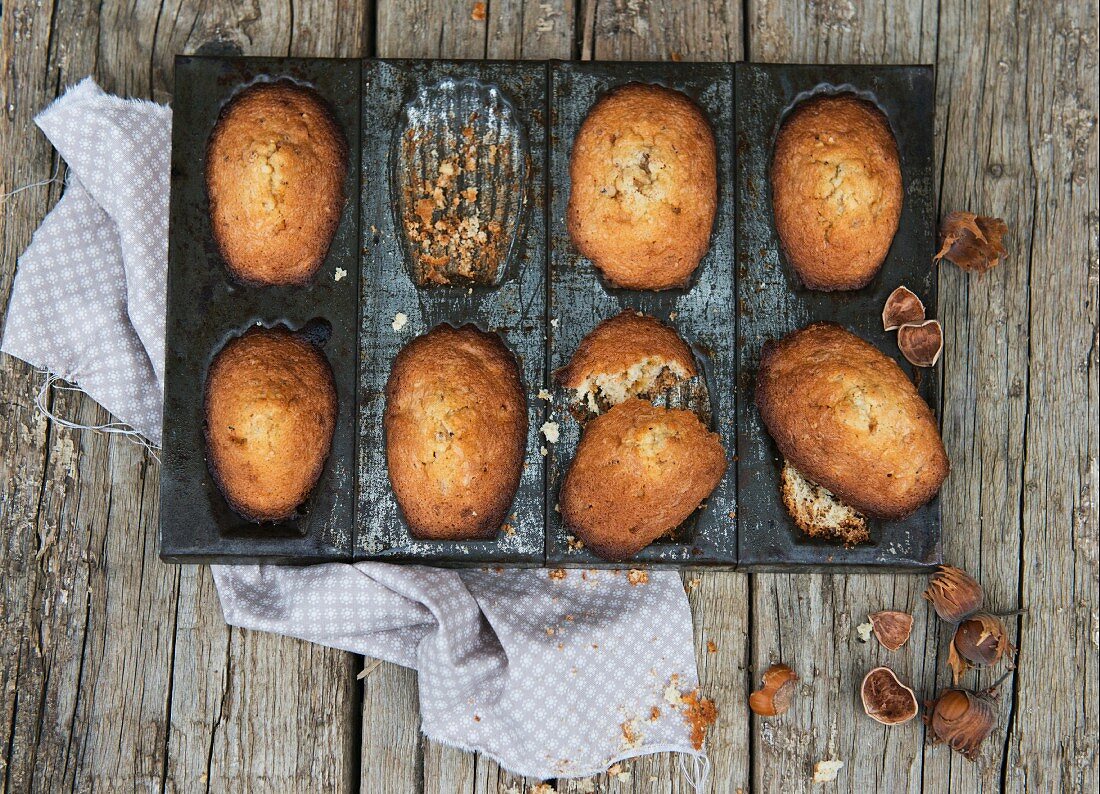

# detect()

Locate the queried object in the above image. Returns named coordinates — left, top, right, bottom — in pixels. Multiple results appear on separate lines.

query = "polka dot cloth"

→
left=3, top=78, right=167, bottom=440
left=3, top=79, right=705, bottom=781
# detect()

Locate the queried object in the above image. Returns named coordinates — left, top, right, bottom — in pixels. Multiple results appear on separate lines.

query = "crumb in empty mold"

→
left=540, top=421, right=560, bottom=443
left=392, top=312, right=408, bottom=331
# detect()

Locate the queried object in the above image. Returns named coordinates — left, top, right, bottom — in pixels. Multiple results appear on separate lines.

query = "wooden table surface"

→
left=1, top=1, right=1096, bottom=792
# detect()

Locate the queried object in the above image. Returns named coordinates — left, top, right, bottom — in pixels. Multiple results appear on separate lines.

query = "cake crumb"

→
left=687, top=577, right=701, bottom=591
left=812, top=760, right=844, bottom=784
left=334, top=267, right=348, bottom=281
left=501, top=523, right=515, bottom=536
left=550, top=318, right=559, bottom=328
left=540, top=421, right=560, bottom=443
left=706, top=640, right=718, bottom=653
left=649, top=706, right=661, bottom=721
left=537, top=388, right=552, bottom=400
left=529, top=784, right=553, bottom=794
left=681, top=689, right=717, bottom=750
left=626, top=569, right=649, bottom=586
left=392, top=312, right=408, bottom=331
left=856, top=621, right=874, bottom=643
left=548, top=568, right=567, bottom=581
left=566, top=535, right=585, bottom=551
left=607, top=763, right=631, bottom=783
left=620, top=718, right=643, bottom=749
left=540, top=446, right=548, bottom=456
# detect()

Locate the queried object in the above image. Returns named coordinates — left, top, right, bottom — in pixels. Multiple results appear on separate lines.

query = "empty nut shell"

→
left=882, top=286, right=926, bottom=331
left=749, top=664, right=799, bottom=717
left=948, top=613, right=1015, bottom=683
left=869, top=610, right=914, bottom=651
left=860, top=666, right=919, bottom=726
left=897, top=319, right=943, bottom=367
left=923, top=565, right=984, bottom=623
left=924, top=689, right=996, bottom=761
left=934, top=211, right=1009, bottom=274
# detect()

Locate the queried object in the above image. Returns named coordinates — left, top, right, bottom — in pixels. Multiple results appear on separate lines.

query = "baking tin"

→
left=734, top=63, right=941, bottom=571
left=544, top=61, right=739, bottom=569
left=161, top=57, right=940, bottom=571
left=160, top=56, right=361, bottom=563
left=355, top=60, right=547, bottom=566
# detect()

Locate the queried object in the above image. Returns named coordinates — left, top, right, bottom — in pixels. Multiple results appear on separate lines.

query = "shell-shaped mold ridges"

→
left=392, top=77, right=529, bottom=288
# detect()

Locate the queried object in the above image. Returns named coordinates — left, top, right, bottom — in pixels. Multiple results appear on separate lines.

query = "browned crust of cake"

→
left=384, top=324, right=527, bottom=540
left=771, top=94, right=903, bottom=291
left=566, top=83, right=717, bottom=291
left=203, top=327, right=337, bottom=522
left=755, top=322, right=948, bottom=519
left=554, top=310, right=696, bottom=391
left=205, top=80, right=348, bottom=286
left=559, top=399, right=727, bottom=561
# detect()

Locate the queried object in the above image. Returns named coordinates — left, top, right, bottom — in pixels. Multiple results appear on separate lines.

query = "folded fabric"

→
left=1, top=77, right=710, bottom=783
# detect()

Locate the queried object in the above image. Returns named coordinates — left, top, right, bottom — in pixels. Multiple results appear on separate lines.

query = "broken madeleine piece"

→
left=554, top=310, right=696, bottom=413
left=780, top=462, right=869, bottom=546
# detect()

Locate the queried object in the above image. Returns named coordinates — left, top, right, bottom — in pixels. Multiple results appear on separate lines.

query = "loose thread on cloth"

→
left=34, top=370, right=161, bottom=460
left=0, top=159, right=62, bottom=204
left=680, top=751, right=712, bottom=793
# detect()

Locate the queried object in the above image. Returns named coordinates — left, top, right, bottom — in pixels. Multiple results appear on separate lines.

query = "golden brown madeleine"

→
left=771, top=94, right=902, bottom=291
left=384, top=324, right=527, bottom=540
left=755, top=323, right=948, bottom=519
left=555, top=310, right=696, bottom=412
left=567, top=84, right=717, bottom=290
left=204, top=327, right=337, bottom=522
left=206, top=81, right=347, bottom=286
left=559, top=399, right=727, bottom=561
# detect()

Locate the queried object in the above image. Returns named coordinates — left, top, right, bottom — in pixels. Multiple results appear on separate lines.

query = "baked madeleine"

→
left=771, top=94, right=902, bottom=291
left=567, top=83, right=717, bottom=290
left=384, top=324, right=527, bottom=540
left=559, top=399, right=727, bottom=560
left=555, top=310, right=696, bottom=413
left=755, top=322, right=948, bottom=519
left=206, top=80, right=347, bottom=285
left=204, top=327, right=337, bottom=521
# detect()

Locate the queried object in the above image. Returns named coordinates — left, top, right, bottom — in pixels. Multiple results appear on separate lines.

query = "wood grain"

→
left=1, top=0, right=1096, bottom=792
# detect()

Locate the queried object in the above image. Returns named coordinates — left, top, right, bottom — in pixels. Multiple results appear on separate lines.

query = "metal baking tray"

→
left=734, top=63, right=941, bottom=571
left=160, top=57, right=940, bottom=570
left=355, top=60, right=547, bottom=566
left=160, top=56, right=361, bottom=563
left=544, top=61, right=738, bottom=569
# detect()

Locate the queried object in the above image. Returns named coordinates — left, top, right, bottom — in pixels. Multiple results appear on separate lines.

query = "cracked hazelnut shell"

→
left=869, top=610, right=914, bottom=651
left=749, top=664, right=799, bottom=717
left=897, top=319, right=943, bottom=367
left=860, top=666, right=919, bottom=726
left=934, top=212, right=1009, bottom=274
left=923, top=565, right=984, bottom=623
left=883, top=286, right=926, bottom=331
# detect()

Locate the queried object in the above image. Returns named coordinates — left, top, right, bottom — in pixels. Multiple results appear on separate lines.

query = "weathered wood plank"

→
left=746, top=2, right=947, bottom=793
left=2, top=2, right=366, bottom=792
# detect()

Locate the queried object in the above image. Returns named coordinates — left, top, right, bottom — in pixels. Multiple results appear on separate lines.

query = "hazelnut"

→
left=923, top=565, right=984, bottom=623
left=868, top=610, right=914, bottom=651
left=948, top=613, right=1015, bottom=683
left=860, top=666, right=919, bottom=726
left=749, top=664, right=798, bottom=717
left=882, top=286, right=926, bottom=331
left=924, top=689, right=997, bottom=761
